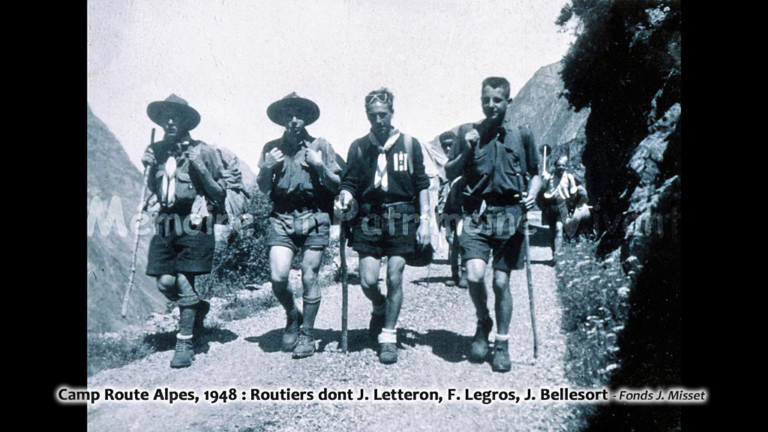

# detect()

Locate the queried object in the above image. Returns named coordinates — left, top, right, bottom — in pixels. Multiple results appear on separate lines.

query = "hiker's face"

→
left=164, top=118, right=184, bottom=143
left=284, top=110, right=306, bottom=141
left=555, top=162, right=566, bottom=175
left=440, top=136, right=455, bottom=154
left=366, top=101, right=393, bottom=137
left=481, top=86, right=510, bottom=123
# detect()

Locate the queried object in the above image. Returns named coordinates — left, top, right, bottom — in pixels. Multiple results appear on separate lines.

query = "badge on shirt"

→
left=394, top=152, right=408, bottom=172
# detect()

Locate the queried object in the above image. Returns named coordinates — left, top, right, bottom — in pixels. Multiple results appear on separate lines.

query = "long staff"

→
left=121, top=128, right=155, bottom=318
left=339, top=220, right=349, bottom=353
left=522, top=192, right=539, bottom=359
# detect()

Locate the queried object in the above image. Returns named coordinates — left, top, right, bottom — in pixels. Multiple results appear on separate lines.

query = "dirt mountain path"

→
left=88, top=241, right=578, bottom=431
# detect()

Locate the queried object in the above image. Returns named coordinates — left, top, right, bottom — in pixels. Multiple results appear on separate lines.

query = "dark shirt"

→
left=340, top=133, right=430, bottom=205
left=445, top=120, right=539, bottom=206
left=257, top=132, right=341, bottom=207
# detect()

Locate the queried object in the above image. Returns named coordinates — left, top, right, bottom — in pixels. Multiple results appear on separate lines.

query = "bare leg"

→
left=269, top=246, right=297, bottom=313
left=492, top=270, right=512, bottom=335
left=359, top=254, right=385, bottom=307
left=465, top=258, right=490, bottom=321
left=384, top=255, right=406, bottom=329
left=554, top=221, right=564, bottom=254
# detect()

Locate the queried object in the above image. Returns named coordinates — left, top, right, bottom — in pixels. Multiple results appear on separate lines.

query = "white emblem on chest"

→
left=394, top=152, right=408, bottom=172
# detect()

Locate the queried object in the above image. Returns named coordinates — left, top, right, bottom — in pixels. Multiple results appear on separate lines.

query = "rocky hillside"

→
left=504, top=62, right=589, bottom=151
left=87, top=104, right=167, bottom=333
left=504, top=61, right=590, bottom=182
left=555, top=1, right=682, bottom=429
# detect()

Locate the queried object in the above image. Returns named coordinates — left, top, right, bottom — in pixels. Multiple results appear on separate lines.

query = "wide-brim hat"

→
left=267, top=92, right=320, bottom=126
left=147, top=94, right=201, bottom=131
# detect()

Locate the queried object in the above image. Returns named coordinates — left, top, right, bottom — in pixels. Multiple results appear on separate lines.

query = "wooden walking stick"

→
left=522, top=193, right=540, bottom=359
left=121, top=128, right=155, bottom=318
left=339, top=220, right=349, bottom=354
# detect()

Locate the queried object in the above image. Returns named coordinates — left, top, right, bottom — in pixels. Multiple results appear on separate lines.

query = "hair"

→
left=481, top=77, right=511, bottom=99
left=556, top=156, right=568, bottom=166
left=365, top=88, right=394, bottom=111
left=439, top=131, right=457, bottom=143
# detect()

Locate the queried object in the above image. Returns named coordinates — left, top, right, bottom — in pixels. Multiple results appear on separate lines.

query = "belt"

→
left=464, top=197, right=521, bottom=214
left=360, top=201, right=415, bottom=219
left=272, top=196, right=321, bottom=214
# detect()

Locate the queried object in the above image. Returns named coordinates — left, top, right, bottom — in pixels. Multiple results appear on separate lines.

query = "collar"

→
left=280, top=131, right=314, bottom=154
left=477, top=119, right=505, bottom=145
left=366, top=127, right=401, bottom=151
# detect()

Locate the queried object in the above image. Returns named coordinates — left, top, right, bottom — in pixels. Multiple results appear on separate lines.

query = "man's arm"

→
left=309, top=138, right=341, bottom=195
left=189, top=144, right=226, bottom=205
left=339, top=140, right=360, bottom=198
left=411, top=139, right=432, bottom=247
left=444, top=135, right=469, bottom=182
left=256, top=142, right=276, bottom=195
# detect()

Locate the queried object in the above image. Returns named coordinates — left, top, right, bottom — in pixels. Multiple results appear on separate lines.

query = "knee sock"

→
left=273, top=285, right=297, bottom=315
left=301, top=296, right=321, bottom=332
left=179, top=305, right=197, bottom=337
left=372, top=300, right=386, bottom=316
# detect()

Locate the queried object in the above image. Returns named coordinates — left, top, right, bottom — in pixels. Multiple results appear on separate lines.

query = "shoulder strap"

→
left=403, top=134, right=414, bottom=175
left=357, top=140, right=363, bottom=162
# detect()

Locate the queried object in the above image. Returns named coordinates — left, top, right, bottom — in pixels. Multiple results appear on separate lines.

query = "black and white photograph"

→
left=83, top=0, right=686, bottom=430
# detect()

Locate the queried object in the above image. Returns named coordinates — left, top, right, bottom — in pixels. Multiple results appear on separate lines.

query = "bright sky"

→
left=87, top=0, right=575, bottom=171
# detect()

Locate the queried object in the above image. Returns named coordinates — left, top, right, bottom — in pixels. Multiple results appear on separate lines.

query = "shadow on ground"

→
left=144, top=327, right=239, bottom=355
left=246, top=328, right=377, bottom=354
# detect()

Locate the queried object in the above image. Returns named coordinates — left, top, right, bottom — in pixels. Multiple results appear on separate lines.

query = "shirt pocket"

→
left=174, top=171, right=198, bottom=202
left=501, top=144, right=523, bottom=176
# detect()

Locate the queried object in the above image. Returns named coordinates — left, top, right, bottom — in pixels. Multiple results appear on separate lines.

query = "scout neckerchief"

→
left=368, top=128, right=401, bottom=191
left=160, top=139, right=190, bottom=208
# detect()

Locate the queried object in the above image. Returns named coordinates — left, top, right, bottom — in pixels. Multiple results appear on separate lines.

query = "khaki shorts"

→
left=266, top=210, right=331, bottom=253
left=460, top=205, right=525, bottom=272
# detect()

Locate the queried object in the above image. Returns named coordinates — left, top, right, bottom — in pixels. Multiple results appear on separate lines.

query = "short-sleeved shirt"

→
left=257, top=133, right=341, bottom=211
left=446, top=120, right=539, bottom=207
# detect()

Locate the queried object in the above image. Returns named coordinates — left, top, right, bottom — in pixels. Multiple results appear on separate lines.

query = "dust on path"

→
left=88, top=240, right=581, bottom=431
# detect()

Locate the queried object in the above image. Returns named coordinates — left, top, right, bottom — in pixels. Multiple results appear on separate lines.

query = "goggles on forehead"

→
left=365, top=93, right=390, bottom=106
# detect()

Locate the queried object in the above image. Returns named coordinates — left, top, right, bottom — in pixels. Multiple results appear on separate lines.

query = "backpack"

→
left=211, top=146, right=251, bottom=226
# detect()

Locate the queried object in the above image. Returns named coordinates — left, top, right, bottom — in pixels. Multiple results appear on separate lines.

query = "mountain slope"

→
left=504, top=62, right=589, bottom=149
left=87, top=104, right=166, bottom=333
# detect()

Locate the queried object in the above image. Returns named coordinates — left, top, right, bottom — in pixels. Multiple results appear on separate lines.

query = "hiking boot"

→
left=369, top=313, right=386, bottom=342
left=469, top=317, right=494, bottom=363
left=170, top=337, right=194, bottom=368
left=193, top=300, right=210, bottom=335
left=445, top=272, right=458, bottom=287
left=379, top=343, right=398, bottom=364
left=457, top=273, right=468, bottom=289
left=282, top=310, right=303, bottom=352
left=292, top=329, right=315, bottom=359
left=492, top=340, right=512, bottom=372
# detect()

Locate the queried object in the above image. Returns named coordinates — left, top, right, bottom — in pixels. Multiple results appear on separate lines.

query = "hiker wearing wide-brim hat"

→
left=266, top=92, right=320, bottom=127
left=257, top=92, right=342, bottom=360
left=140, top=94, right=228, bottom=369
left=147, top=93, right=202, bottom=132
